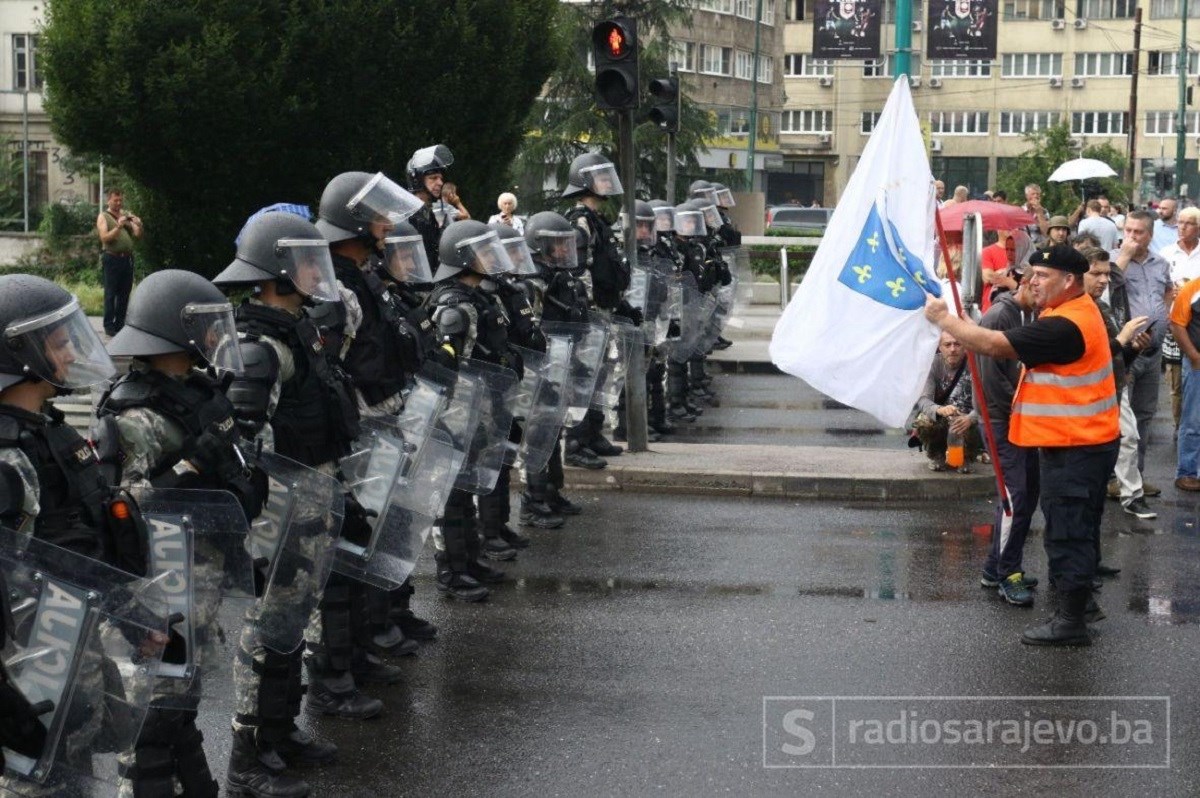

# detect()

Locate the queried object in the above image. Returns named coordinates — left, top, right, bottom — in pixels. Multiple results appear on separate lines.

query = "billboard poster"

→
left=813, top=0, right=882, bottom=60
left=927, top=0, right=998, bottom=60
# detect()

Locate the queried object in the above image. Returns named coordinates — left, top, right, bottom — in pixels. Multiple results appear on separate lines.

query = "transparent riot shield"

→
left=454, top=359, right=519, bottom=495
left=591, top=320, right=642, bottom=411
left=336, top=415, right=440, bottom=589
left=694, top=291, right=724, bottom=355
left=626, top=265, right=651, bottom=320
left=542, top=320, right=608, bottom=428
left=128, top=488, right=255, bottom=701
left=0, top=537, right=170, bottom=795
left=407, top=429, right=466, bottom=519
left=398, top=370, right=452, bottom=448
left=671, top=272, right=716, bottom=364
left=244, top=451, right=345, bottom=655
left=512, top=342, right=571, bottom=474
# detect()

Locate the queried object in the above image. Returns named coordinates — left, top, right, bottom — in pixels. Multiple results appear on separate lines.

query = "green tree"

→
left=994, top=123, right=1128, bottom=216
left=40, top=0, right=559, bottom=276
left=511, top=0, right=718, bottom=214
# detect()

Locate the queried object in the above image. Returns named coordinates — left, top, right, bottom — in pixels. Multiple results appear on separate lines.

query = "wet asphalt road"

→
left=187, top=373, right=1200, bottom=796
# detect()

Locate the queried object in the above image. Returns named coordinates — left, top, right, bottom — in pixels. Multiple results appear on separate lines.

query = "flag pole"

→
left=933, top=208, right=1012, bottom=515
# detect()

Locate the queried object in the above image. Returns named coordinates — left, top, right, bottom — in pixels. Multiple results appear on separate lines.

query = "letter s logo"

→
left=781, top=708, right=817, bottom=756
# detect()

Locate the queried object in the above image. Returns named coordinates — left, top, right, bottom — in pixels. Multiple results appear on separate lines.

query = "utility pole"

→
left=618, top=108, right=648, bottom=452
left=1128, top=7, right=1142, bottom=189
left=1177, top=0, right=1191, bottom=198
left=894, top=0, right=913, bottom=78
left=744, top=0, right=763, bottom=190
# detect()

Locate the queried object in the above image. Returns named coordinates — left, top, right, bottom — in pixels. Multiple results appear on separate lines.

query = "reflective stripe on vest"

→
left=1009, top=293, right=1120, bottom=448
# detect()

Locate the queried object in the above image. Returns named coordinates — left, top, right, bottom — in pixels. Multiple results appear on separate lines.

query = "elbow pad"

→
left=0, top=461, right=24, bottom=523
left=225, top=341, right=279, bottom=430
left=431, top=304, right=471, bottom=339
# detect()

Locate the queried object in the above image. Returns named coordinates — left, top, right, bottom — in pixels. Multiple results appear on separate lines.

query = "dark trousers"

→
left=1039, top=441, right=1119, bottom=593
left=102, top=252, right=134, bottom=335
left=983, top=418, right=1040, bottom=580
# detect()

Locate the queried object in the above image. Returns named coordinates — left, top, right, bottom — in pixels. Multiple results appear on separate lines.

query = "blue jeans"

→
left=1177, top=361, right=1200, bottom=478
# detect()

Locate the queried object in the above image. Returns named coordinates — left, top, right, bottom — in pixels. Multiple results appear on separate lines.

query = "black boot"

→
left=481, top=530, right=519, bottom=561
left=388, top=579, right=437, bottom=640
left=468, top=558, right=507, bottom=585
left=495, top=523, right=532, bottom=548
left=351, top=650, right=405, bottom=685
left=435, top=560, right=490, bottom=601
left=589, top=433, right=623, bottom=457
left=272, top=726, right=336, bottom=768
left=547, top=490, right=582, bottom=516
left=1021, top=588, right=1092, bottom=647
left=436, top=494, right=491, bottom=601
left=564, top=439, right=606, bottom=469
left=226, top=728, right=310, bottom=798
left=303, top=666, right=384, bottom=719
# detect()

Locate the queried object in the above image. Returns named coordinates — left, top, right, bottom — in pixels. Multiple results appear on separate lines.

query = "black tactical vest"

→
left=409, top=204, right=442, bottom=271
left=539, top=266, right=592, bottom=325
left=236, top=303, right=360, bottom=468
left=96, top=368, right=241, bottom=487
left=0, top=404, right=107, bottom=558
left=389, top=280, right=439, bottom=364
left=497, top=276, right=546, bottom=352
left=566, top=205, right=629, bottom=310
left=334, top=256, right=419, bottom=406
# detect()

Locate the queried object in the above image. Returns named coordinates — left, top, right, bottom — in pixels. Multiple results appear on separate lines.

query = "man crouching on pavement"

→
left=908, top=331, right=984, bottom=472
left=924, top=244, right=1120, bottom=647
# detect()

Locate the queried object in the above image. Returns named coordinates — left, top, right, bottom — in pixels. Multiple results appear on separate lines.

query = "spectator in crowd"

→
left=1112, top=209, right=1171, bottom=492
left=992, top=190, right=1008, bottom=202
left=1158, top=206, right=1200, bottom=429
left=1078, top=200, right=1120, bottom=252
left=977, top=264, right=1040, bottom=605
left=96, top=187, right=143, bottom=336
left=907, top=331, right=983, bottom=473
left=1169, top=266, right=1200, bottom=492
left=952, top=185, right=970, bottom=205
left=935, top=180, right=946, bottom=206
left=1152, top=198, right=1179, bottom=254
left=980, top=230, right=1032, bottom=312
left=1022, top=183, right=1051, bottom=244
left=1047, top=216, right=1072, bottom=246
left=1072, top=232, right=1102, bottom=252
left=1109, top=202, right=1127, bottom=232
left=1084, top=249, right=1154, bottom=523
left=486, top=191, right=525, bottom=234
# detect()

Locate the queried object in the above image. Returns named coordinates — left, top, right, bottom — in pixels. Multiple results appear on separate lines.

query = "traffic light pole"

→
left=666, top=63, right=678, bottom=203
left=619, top=108, right=649, bottom=453
left=1177, top=0, right=1189, bottom=198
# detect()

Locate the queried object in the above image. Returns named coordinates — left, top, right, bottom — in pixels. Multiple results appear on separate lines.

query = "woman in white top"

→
left=486, top=191, right=524, bottom=234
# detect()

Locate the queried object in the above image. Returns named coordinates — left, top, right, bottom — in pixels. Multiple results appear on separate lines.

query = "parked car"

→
left=765, top=206, right=833, bottom=235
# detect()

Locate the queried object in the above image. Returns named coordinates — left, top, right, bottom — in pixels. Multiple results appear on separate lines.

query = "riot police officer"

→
left=213, top=211, right=366, bottom=796
left=425, top=220, right=522, bottom=599
left=94, top=269, right=261, bottom=798
left=406, top=144, right=456, bottom=271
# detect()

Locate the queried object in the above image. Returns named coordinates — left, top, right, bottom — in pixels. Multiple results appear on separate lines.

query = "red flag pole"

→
left=933, top=208, right=1012, bottom=515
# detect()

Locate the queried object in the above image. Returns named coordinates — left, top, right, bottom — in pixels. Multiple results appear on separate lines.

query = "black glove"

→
left=227, top=473, right=265, bottom=521
left=342, top=493, right=377, bottom=547
left=501, top=348, right=525, bottom=381
left=0, top=672, right=52, bottom=761
left=188, top=426, right=241, bottom=482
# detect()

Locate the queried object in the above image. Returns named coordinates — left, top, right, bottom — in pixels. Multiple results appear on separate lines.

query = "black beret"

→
left=1028, top=244, right=1088, bottom=275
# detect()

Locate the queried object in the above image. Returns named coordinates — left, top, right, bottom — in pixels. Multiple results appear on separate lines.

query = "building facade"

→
left=779, top=0, right=1200, bottom=207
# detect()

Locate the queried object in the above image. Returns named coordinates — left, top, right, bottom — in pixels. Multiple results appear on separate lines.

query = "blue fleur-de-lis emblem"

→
left=836, top=201, right=939, bottom=310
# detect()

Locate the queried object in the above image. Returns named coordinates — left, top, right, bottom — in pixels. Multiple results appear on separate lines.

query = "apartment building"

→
left=779, top=0, right=1200, bottom=206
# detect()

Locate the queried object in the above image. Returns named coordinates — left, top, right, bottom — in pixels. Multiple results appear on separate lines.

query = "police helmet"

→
left=406, top=144, right=454, bottom=193
left=562, top=153, right=623, bottom=199
left=214, top=212, right=340, bottom=302
left=0, top=274, right=115, bottom=391
left=524, top=212, right=580, bottom=271
left=315, top=171, right=422, bottom=243
left=634, top=201, right=657, bottom=246
left=107, top=270, right=244, bottom=373
left=434, top=220, right=514, bottom=281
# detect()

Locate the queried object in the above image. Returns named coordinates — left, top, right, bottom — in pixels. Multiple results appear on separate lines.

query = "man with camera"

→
left=96, top=187, right=143, bottom=336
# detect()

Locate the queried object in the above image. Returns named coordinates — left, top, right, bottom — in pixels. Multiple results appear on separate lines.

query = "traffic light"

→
left=592, top=16, right=638, bottom=110
left=648, top=76, right=680, bottom=133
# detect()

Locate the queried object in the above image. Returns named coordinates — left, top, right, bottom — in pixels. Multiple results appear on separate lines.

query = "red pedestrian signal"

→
left=592, top=17, right=639, bottom=110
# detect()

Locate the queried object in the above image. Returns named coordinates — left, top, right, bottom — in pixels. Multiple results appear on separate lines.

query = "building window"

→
left=736, top=0, right=754, bottom=18
left=1150, top=0, right=1200, bottom=16
left=1071, top=111, right=1127, bottom=135
left=929, top=111, right=990, bottom=135
left=782, top=110, right=832, bottom=134
left=1002, top=0, right=1066, bottom=18
left=1074, top=52, right=1134, bottom=77
left=1078, top=0, right=1136, bottom=17
left=736, top=50, right=755, bottom=80
left=730, top=112, right=751, bottom=134
left=670, top=41, right=696, bottom=73
left=928, top=59, right=993, bottom=78
left=758, top=55, right=775, bottom=83
left=1145, top=111, right=1200, bottom=135
left=786, top=54, right=833, bottom=77
left=861, top=111, right=882, bottom=134
left=863, top=54, right=922, bottom=78
left=701, top=45, right=733, bottom=76
left=699, top=0, right=735, bottom=13
left=1001, top=53, right=1063, bottom=77
left=1147, top=51, right=1200, bottom=77
left=999, top=111, right=1062, bottom=134
left=764, top=0, right=777, bottom=24
left=12, top=34, right=40, bottom=92
left=785, top=0, right=804, bottom=20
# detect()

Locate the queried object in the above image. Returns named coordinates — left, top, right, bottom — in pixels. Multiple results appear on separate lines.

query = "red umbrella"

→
left=937, top=200, right=1035, bottom=232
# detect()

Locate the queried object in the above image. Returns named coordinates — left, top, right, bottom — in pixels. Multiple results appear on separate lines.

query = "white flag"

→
left=769, top=77, right=942, bottom=429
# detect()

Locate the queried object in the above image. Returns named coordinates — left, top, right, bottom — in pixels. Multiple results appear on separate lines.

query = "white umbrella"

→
left=1047, top=157, right=1118, bottom=183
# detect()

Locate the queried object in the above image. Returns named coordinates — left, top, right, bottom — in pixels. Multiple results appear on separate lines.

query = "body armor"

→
left=566, top=205, right=629, bottom=310
left=334, top=257, right=421, bottom=405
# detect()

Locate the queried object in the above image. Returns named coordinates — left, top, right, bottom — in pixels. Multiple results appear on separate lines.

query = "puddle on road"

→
left=511, top=575, right=769, bottom=597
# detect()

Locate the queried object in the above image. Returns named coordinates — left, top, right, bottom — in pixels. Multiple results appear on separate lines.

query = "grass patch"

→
left=61, top=280, right=106, bottom=316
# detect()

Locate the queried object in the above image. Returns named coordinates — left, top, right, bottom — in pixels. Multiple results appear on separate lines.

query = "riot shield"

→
left=398, top=370, right=451, bottom=445
left=512, top=342, right=571, bottom=474
left=671, top=272, right=716, bottom=364
left=244, top=451, right=345, bottom=655
left=542, top=321, right=608, bottom=428
left=454, top=359, right=519, bottom=495
left=336, top=416, right=438, bottom=589
left=0, top=537, right=170, bottom=795
left=591, top=320, right=642, bottom=412
left=127, top=488, right=255, bottom=700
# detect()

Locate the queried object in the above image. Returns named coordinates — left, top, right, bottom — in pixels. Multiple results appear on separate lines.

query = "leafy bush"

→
left=747, top=243, right=817, bottom=282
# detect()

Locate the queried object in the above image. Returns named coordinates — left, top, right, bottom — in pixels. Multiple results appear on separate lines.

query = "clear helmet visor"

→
left=692, top=187, right=719, bottom=206
left=5, top=299, right=115, bottom=389
left=179, top=302, right=245, bottom=373
left=381, top=235, right=433, bottom=283
left=675, top=210, right=705, bottom=237
left=699, top=203, right=722, bottom=229
left=636, top=217, right=656, bottom=245
left=715, top=188, right=736, bottom=208
left=410, top=144, right=454, bottom=174
left=276, top=238, right=340, bottom=302
left=653, top=207, right=676, bottom=233
left=458, top=231, right=514, bottom=276
left=535, top=230, right=580, bottom=270
left=500, top=237, right=539, bottom=277
left=346, top=173, right=423, bottom=234
left=580, top=163, right=623, bottom=197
